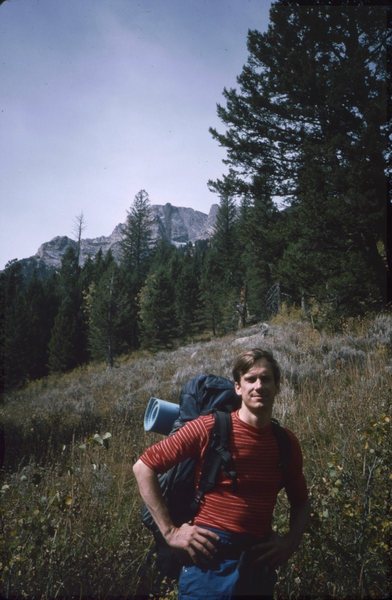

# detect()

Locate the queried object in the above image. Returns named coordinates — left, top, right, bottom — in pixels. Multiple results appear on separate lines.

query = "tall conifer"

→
left=139, top=265, right=178, bottom=350
left=48, top=247, right=87, bottom=373
left=0, top=261, right=29, bottom=390
left=121, top=189, right=154, bottom=284
left=87, top=262, right=130, bottom=366
left=210, top=2, right=390, bottom=314
left=120, top=189, right=154, bottom=348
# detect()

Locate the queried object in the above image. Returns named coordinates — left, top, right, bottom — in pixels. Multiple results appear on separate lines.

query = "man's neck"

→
left=238, top=406, right=272, bottom=429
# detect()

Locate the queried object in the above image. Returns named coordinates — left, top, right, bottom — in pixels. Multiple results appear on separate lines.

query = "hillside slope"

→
left=1, top=314, right=391, bottom=599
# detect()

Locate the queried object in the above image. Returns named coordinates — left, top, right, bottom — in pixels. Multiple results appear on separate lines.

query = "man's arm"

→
left=133, top=459, right=220, bottom=563
left=250, top=499, right=311, bottom=569
left=285, top=498, right=311, bottom=554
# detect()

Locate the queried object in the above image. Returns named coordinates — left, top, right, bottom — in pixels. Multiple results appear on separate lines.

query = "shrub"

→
left=367, top=313, right=392, bottom=350
left=275, top=414, right=391, bottom=599
left=1, top=431, right=150, bottom=598
left=323, top=345, right=367, bottom=369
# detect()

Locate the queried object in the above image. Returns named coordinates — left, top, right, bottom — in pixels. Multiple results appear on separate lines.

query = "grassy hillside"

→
left=1, top=311, right=391, bottom=599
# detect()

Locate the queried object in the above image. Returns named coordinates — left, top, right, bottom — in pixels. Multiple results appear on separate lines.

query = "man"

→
left=133, top=348, right=310, bottom=598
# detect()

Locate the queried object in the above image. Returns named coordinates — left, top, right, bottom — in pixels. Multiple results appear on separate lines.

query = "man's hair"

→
left=232, top=348, right=281, bottom=386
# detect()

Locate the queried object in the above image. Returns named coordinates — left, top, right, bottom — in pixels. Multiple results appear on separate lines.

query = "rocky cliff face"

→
left=26, top=203, right=217, bottom=271
left=151, top=203, right=214, bottom=244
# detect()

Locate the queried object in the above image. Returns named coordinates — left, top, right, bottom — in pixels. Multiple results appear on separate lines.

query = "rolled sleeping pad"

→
left=143, top=397, right=180, bottom=435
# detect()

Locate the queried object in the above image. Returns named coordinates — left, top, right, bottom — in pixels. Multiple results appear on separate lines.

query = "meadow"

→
left=1, top=311, right=391, bottom=599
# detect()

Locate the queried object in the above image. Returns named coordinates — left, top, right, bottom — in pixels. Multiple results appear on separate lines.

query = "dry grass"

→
left=1, top=312, right=391, bottom=598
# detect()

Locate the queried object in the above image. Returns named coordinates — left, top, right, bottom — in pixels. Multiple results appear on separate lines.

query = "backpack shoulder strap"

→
left=190, top=411, right=236, bottom=514
left=271, top=418, right=291, bottom=478
left=210, top=411, right=237, bottom=487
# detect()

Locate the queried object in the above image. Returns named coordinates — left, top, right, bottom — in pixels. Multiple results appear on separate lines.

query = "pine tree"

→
left=199, top=246, right=237, bottom=336
left=0, top=261, right=30, bottom=390
left=24, top=272, right=58, bottom=380
left=211, top=195, right=239, bottom=286
left=236, top=175, right=283, bottom=322
left=48, top=247, right=87, bottom=373
left=0, top=261, right=60, bottom=390
left=119, top=189, right=155, bottom=348
left=200, top=195, right=241, bottom=332
left=174, top=245, right=202, bottom=338
left=139, top=265, right=178, bottom=350
left=87, top=263, right=130, bottom=367
left=210, top=2, right=390, bottom=314
left=121, top=189, right=154, bottom=284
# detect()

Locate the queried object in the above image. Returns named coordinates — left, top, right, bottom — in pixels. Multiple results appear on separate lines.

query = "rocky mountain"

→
left=18, top=203, right=218, bottom=273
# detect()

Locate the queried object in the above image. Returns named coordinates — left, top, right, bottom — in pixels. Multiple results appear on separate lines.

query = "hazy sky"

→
left=0, top=0, right=272, bottom=269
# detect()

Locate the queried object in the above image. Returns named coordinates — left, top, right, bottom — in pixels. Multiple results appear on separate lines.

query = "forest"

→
left=0, top=1, right=390, bottom=393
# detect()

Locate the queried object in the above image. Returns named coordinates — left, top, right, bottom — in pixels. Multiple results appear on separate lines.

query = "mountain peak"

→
left=26, top=204, right=217, bottom=271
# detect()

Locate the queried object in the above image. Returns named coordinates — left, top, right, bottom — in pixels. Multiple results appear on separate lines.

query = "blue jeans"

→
left=179, top=558, right=240, bottom=600
left=178, top=528, right=277, bottom=599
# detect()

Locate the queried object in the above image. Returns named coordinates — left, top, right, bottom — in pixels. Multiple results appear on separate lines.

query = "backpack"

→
left=141, top=375, right=240, bottom=533
left=140, top=373, right=291, bottom=580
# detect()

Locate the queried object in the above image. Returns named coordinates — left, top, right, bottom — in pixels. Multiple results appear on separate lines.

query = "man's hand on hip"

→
left=165, top=523, right=220, bottom=565
left=249, top=532, right=296, bottom=569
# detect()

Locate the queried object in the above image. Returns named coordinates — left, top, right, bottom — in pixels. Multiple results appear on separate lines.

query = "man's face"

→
left=234, top=358, right=279, bottom=415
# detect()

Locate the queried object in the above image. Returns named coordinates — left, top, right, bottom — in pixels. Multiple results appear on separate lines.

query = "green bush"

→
left=275, top=414, right=391, bottom=599
left=1, top=432, right=150, bottom=598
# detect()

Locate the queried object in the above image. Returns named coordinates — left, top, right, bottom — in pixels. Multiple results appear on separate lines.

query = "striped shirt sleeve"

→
left=140, top=414, right=215, bottom=473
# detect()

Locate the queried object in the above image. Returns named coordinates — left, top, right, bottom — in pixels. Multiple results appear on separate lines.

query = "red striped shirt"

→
left=140, top=410, right=308, bottom=538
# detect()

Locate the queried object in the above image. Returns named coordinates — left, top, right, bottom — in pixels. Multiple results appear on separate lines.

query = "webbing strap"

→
left=190, top=415, right=291, bottom=516
left=190, top=411, right=237, bottom=515
left=213, top=411, right=238, bottom=490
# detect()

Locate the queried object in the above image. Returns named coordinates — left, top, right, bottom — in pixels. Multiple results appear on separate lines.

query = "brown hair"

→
left=232, top=348, right=281, bottom=387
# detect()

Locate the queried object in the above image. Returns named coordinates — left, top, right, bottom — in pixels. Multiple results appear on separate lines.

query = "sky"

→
left=0, top=0, right=272, bottom=269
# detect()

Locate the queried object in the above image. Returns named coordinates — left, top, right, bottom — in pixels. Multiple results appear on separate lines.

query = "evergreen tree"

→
left=201, top=195, right=241, bottom=332
left=199, top=246, right=237, bottom=336
left=121, top=189, right=154, bottom=284
left=0, top=261, right=29, bottom=390
left=139, top=265, right=178, bottom=350
left=80, top=249, right=115, bottom=297
left=210, top=2, right=390, bottom=314
left=87, top=263, right=130, bottom=367
left=0, top=261, right=59, bottom=390
left=120, top=189, right=154, bottom=348
left=212, top=195, right=240, bottom=286
left=237, top=176, right=283, bottom=321
left=48, top=247, right=87, bottom=373
left=24, top=272, right=58, bottom=380
left=188, top=240, right=211, bottom=335
left=174, top=245, right=202, bottom=338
